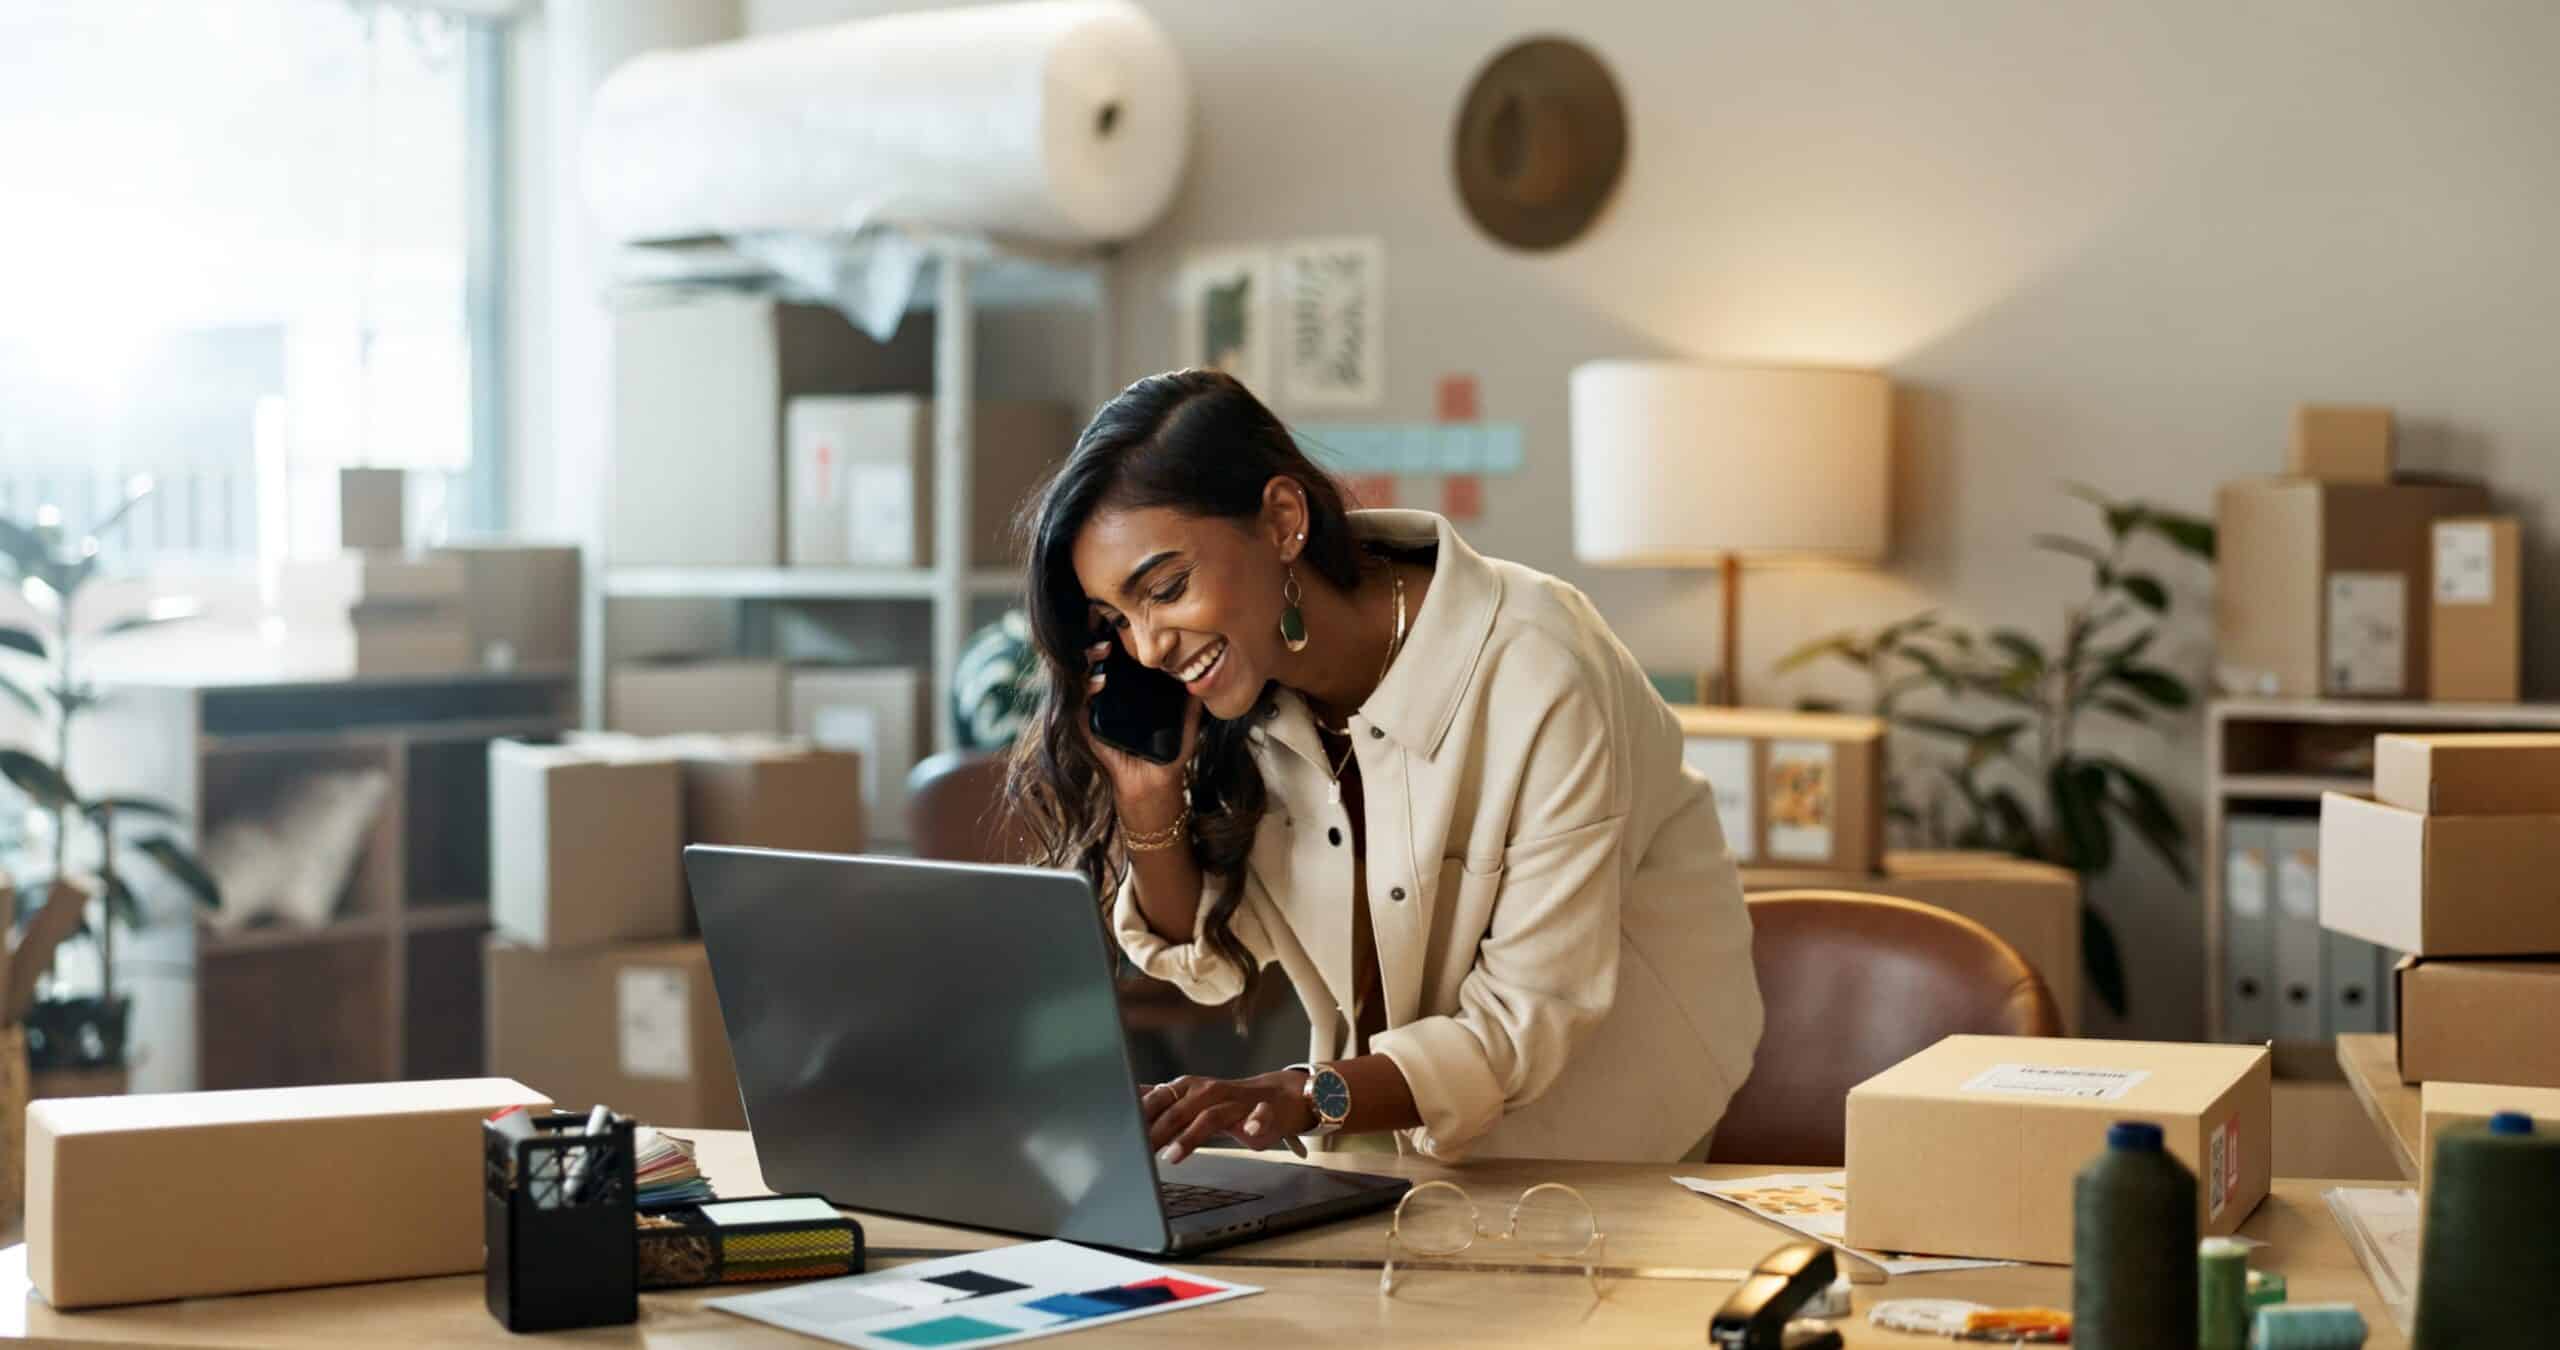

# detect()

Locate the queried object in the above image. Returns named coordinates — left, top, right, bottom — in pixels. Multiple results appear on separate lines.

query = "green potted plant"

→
left=0, top=482, right=222, bottom=1095
left=1777, top=484, right=2214, bottom=1019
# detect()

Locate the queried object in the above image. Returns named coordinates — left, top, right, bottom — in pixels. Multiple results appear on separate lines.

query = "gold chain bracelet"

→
left=1122, top=804, right=1193, bottom=853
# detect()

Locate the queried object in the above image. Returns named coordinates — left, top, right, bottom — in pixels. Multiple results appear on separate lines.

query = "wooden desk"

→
left=2338, top=1032, right=2421, bottom=1180
left=0, top=1134, right=2405, bottom=1347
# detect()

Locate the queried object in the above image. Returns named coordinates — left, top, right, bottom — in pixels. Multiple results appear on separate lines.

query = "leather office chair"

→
left=903, top=749, right=1032, bottom=863
left=1708, top=889, right=2062, bottom=1166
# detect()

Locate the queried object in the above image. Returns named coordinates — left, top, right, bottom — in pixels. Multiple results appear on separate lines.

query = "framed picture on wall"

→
left=1277, top=235, right=1386, bottom=408
left=1174, top=246, right=1274, bottom=397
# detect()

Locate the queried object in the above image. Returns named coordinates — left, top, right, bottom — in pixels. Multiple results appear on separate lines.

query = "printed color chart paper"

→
left=708, top=1240, right=1259, bottom=1348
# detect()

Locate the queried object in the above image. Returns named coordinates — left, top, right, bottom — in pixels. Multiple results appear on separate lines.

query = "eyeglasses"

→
left=1380, top=1180, right=1609, bottom=1299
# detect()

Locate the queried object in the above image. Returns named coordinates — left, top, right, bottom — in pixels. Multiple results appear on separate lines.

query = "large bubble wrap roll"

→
left=584, top=0, right=1190, bottom=248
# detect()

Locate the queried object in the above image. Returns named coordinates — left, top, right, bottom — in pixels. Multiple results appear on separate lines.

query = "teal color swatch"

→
left=1294, top=423, right=1525, bottom=476
left=878, top=1315, right=1013, bottom=1346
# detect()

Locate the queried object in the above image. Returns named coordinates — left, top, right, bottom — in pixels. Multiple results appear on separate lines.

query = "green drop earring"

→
left=1280, top=566, right=1309, bottom=653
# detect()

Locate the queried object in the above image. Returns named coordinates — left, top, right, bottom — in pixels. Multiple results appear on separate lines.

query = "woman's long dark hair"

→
left=1005, top=370, right=1362, bottom=1012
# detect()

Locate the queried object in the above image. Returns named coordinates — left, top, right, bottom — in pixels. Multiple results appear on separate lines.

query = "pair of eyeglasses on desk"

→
left=1379, top=1180, right=1609, bottom=1298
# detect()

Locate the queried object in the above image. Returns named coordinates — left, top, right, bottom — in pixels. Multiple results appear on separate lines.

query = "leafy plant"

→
left=1776, top=483, right=2215, bottom=1019
left=0, top=481, right=222, bottom=1068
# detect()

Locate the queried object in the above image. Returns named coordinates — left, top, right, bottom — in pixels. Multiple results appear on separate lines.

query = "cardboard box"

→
left=2288, top=404, right=2395, bottom=483
left=276, top=615, right=474, bottom=677
left=571, top=732, right=868, bottom=927
left=1673, top=706, right=1885, bottom=871
left=2419, top=1081, right=2560, bottom=1213
left=2374, top=733, right=2560, bottom=814
left=2397, top=957, right=2560, bottom=1088
left=610, top=660, right=788, bottom=737
left=2213, top=477, right=2491, bottom=698
left=2318, top=792, right=2560, bottom=955
left=787, top=396, right=1072, bottom=567
left=273, top=552, right=465, bottom=615
left=338, top=467, right=406, bottom=550
left=27, top=1077, right=549, bottom=1308
left=485, top=939, right=745, bottom=1130
left=2429, top=516, right=2521, bottom=702
left=790, top=667, right=927, bottom=845
left=1845, top=1035, right=2272, bottom=1264
left=1742, top=850, right=2083, bottom=1033
left=610, top=299, right=936, bottom=567
left=490, top=739, right=686, bottom=950
left=432, top=543, right=581, bottom=673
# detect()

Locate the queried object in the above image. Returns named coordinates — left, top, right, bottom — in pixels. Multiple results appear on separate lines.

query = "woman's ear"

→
left=1262, top=477, right=1310, bottom=561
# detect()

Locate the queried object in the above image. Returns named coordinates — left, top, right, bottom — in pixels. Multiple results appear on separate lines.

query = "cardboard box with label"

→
left=2288, top=404, right=2395, bottom=483
left=485, top=939, right=745, bottom=1130
left=2318, top=792, right=2560, bottom=955
left=2429, top=516, right=2521, bottom=703
left=2375, top=732, right=2560, bottom=815
left=790, top=667, right=926, bottom=845
left=432, top=543, right=581, bottom=673
left=610, top=660, right=788, bottom=738
left=2213, top=477, right=2491, bottom=698
left=27, top=1077, right=550, bottom=1309
left=1673, top=707, right=1884, bottom=871
left=1742, top=851, right=2083, bottom=1033
left=490, top=739, right=686, bottom=950
left=2419, top=1081, right=2560, bottom=1213
left=1846, top=1035, right=2272, bottom=1264
left=2396, top=957, right=2560, bottom=1088
left=786, top=396, right=1072, bottom=568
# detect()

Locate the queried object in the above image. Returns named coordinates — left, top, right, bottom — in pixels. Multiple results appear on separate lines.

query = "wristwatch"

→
left=1292, top=1062, right=1350, bottom=1137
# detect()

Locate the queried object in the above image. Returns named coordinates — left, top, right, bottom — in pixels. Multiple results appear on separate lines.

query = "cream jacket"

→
left=1112, top=510, right=1764, bottom=1163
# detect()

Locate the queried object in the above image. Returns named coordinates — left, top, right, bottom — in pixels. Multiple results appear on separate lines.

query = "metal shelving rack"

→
left=584, top=228, right=1116, bottom=754
left=2201, top=695, right=2560, bottom=1064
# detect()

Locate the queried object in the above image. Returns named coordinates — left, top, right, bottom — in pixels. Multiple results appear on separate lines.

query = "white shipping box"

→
left=789, top=667, right=926, bottom=844
left=785, top=396, right=1071, bottom=568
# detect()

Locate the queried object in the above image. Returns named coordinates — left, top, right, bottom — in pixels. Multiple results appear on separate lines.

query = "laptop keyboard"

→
left=1159, top=1182, right=1262, bottom=1219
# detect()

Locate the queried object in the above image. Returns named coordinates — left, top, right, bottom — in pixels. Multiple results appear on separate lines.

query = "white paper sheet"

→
left=710, top=1239, right=1258, bottom=1349
left=1673, top=1172, right=2018, bottom=1278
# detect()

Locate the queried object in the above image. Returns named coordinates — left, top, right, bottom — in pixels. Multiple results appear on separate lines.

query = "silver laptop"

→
left=682, top=846, right=1410, bottom=1254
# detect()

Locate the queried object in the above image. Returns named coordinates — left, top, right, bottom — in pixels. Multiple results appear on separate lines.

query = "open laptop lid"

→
left=683, top=846, right=1174, bottom=1253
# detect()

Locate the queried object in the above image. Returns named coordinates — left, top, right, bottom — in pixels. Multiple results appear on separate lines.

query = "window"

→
left=0, top=0, right=506, bottom=560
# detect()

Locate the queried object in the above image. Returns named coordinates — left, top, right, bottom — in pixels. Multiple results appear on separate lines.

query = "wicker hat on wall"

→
left=1451, top=36, right=1628, bottom=251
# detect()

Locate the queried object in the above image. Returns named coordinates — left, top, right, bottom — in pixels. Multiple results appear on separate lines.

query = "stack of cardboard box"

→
left=2319, top=733, right=2560, bottom=1090
left=2216, top=403, right=2519, bottom=702
left=484, top=734, right=865, bottom=1128
left=608, top=660, right=926, bottom=844
left=270, top=470, right=581, bottom=677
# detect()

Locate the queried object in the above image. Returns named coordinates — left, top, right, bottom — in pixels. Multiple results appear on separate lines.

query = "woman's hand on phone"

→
left=1083, top=640, right=1202, bottom=820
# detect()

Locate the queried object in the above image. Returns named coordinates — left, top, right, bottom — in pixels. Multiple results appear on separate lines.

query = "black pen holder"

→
left=484, top=1112, right=638, bottom=1333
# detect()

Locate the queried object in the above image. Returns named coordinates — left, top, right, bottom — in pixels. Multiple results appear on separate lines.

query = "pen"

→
left=563, top=1104, right=612, bottom=1205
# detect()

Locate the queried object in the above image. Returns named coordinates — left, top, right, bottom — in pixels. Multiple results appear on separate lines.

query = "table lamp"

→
left=1570, top=360, right=1890, bottom=705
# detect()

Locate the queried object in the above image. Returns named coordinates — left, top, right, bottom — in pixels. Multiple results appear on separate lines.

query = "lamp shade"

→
left=1570, top=360, right=1889, bottom=566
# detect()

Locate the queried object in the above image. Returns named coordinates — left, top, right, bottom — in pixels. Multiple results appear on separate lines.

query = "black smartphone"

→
left=1086, top=636, right=1191, bottom=764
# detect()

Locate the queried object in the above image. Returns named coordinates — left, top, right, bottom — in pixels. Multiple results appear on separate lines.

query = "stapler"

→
left=1708, top=1241, right=1846, bottom=1350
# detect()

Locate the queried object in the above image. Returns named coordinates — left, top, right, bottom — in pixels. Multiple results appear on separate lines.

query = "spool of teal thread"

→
left=2199, top=1236, right=2250, bottom=1350
left=2414, top=1110, right=2560, bottom=1347
left=2248, top=1303, right=2365, bottom=1348
left=2073, top=1120, right=2198, bottom=1350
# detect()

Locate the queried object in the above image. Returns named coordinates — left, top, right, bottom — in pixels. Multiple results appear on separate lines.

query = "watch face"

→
left=1313, top=1067, right=1352, bottom=1122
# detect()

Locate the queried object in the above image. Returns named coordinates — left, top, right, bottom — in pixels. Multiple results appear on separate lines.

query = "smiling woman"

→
left=1004, top=369, right=1765, bottom=1166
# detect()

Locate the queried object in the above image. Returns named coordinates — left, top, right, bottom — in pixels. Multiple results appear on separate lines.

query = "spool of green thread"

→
left=2073, top=1119, right=2198, bottom=1350
left=2414, top=1110, right=2560, bottom=1347
left=2199, top=1236, right=2250, bottom=1350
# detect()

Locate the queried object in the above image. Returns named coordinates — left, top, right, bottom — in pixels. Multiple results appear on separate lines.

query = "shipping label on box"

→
left=1960, top=1062, right=2151, bottom=1101
left=1682, top=737, right=1755, bottom=857
left=618, top=966, right=694, bottom=1082
left=1764, top=740, right=1838, bottom=862
left=845, top=462, right=916, bottom=566
left=2325, top=571, right=2406, bottom=695
left=2435, top=522, right=2496, bottom=604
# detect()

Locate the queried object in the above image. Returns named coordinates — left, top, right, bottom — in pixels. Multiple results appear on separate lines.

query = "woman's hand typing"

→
left=1139, top=1071, right=1316, bottom=1165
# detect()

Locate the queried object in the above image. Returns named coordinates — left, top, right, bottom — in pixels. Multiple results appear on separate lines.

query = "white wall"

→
left=543, top=0, right=2560, bottom=1037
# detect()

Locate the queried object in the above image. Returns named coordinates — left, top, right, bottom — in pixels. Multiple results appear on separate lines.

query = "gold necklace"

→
left=1315, top=568, right=1409, bottom=807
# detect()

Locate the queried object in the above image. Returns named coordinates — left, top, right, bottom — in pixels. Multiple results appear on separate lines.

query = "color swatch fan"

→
left=635, top=1127, right=715, bottom=1208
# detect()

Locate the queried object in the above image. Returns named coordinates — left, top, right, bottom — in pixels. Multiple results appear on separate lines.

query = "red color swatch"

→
left=1127, top=1277, right=1223, bottom=1301
left=1435, top=374, right=1481, bottom=423
left=1441, top=474, right=1484, bottom=520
